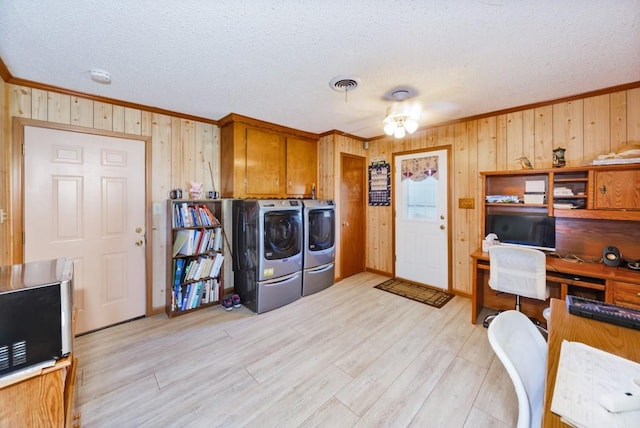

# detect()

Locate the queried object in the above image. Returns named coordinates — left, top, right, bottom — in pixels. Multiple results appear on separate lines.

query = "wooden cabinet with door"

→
left=220, top=114, right=318, bottom=199
left=286, top=137, right=317, bottom=196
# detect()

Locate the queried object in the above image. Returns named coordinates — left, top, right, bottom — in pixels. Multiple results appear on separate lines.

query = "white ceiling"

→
left=1, top=1, right=639, bottom=139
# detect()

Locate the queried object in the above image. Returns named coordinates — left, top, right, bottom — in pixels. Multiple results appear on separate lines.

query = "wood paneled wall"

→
left=2, top=78, right=640, bottom=309
left=1, top=83, right=220, bottom=312
left=366, top=87, right=640, bottom=296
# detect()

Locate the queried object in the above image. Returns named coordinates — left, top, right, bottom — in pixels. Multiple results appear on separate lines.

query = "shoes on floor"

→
left=221, top=298, right=233, bottom=311
left=232, top=294, right=241, bottom=308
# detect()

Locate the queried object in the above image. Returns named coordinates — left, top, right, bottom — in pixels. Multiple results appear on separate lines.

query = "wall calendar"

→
left=368, top=161, right=391, bottom=206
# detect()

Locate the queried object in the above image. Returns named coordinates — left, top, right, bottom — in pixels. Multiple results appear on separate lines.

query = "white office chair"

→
left=483, top=245, right=549, bottom=328
left=488, top=310, right=548, bottom=428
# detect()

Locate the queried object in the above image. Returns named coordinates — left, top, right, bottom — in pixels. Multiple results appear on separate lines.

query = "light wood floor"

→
left=74, top=272, right=518, bottom=427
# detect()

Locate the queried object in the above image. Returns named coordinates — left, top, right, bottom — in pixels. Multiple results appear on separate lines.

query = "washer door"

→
left=263, top=210, right=302, bottom=260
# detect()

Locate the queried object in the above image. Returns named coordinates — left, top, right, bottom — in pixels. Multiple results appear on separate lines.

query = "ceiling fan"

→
left=382, top=89, right=422, bottom=139
left=341, top=84, right=461, bottom=137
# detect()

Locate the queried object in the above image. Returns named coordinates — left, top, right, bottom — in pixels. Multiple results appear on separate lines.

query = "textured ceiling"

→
left=1, top=0, right=639, bottom=139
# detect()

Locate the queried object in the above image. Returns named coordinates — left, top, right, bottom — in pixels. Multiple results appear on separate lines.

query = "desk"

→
left=471, top=249, right=640, bottom=324
left=543, top=298, right=640, bottom=427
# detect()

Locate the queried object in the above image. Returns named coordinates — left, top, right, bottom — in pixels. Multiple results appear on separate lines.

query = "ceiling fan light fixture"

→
left=393, top=126, right=406, bottom=139
left=404, top=118, right=419, bottom=134
left=383, top=91, right=421, bottom=138
left=383, top=121, right=397, bottom=136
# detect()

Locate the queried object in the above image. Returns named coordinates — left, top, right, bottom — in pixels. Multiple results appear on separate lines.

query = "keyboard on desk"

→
left=566, top=295, right=640, bottom=331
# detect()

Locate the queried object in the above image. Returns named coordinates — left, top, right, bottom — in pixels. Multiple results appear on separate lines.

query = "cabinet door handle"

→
left=600, top=185, right=607, bottom=194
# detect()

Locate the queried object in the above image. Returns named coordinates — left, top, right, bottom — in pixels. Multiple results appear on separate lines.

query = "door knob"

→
left=440, top=225, right=445, bottom=230
left=135, top=240, right=144, bottom=246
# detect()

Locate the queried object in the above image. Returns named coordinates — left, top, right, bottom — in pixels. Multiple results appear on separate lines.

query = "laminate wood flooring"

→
left=74, top=272, right=518, bottom=427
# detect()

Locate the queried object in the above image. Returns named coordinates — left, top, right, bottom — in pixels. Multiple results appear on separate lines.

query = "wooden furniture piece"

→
left=543, top=298, right=640, bottom=427
left=474, top=163, right=640, bottom=323
left=166, top=199, right=225, bottom=317
left=0, top=355, right=78, bottom=427
left=483, top=164, right=640, bottom=221
left=471, top=249, right=640, bottom=324
left=219, top=113, right=318, bottom=199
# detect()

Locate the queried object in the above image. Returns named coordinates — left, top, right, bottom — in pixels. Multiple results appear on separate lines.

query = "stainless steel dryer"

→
left=302, top=199, right=336, bottom=296
left=232, top=199, right=303, bottom=313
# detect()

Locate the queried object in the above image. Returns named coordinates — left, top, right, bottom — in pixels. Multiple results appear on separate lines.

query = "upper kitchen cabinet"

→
left=219, top=114, right=318, bottom=199
left=286, top=137, right=318, bottom=197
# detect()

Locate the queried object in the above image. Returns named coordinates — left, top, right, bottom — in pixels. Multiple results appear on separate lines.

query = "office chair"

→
left=488, top=310, right=548, bottom=428
left=483, top=245, right=549, bottom=328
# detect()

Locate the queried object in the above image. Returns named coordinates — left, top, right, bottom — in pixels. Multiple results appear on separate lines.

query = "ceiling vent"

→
left=329, top=75, right=360, bottom=93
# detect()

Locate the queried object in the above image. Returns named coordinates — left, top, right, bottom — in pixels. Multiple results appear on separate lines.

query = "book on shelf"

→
left=213, top=227, right=223, bottom=251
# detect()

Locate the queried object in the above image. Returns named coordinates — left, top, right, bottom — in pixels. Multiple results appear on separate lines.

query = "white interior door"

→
left=394, top=149, right=449, bottom=290
left=24, top=126, right=146, bottom=334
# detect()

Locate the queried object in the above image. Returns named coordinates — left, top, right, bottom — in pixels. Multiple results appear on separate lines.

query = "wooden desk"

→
left=543, top=298, right=640, bottom=427
left=471, top=249, right=640, bottom=324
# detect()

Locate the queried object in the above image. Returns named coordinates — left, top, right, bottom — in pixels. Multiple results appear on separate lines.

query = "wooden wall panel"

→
left=3, top=81, right=640, bottom=304
left=609, top=91, right=626, bottom=150
left=553, top=100, right=584, bottom=166
left=71, top=96, right=94, bottom=128
left=584, top=94, right=611, bottom=162
left=368, top=86, right=640, bottom=297
left=3, top=83, right=222, bottom=312
left=628, top=87, right=640, bottom=145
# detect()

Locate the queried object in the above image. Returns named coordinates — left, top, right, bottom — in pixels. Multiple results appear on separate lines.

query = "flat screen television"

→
left=485, top=213, right=556, bottom=251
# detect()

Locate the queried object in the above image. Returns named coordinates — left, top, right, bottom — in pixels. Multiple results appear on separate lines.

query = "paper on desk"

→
left=551, top=340, right=640, bottom=428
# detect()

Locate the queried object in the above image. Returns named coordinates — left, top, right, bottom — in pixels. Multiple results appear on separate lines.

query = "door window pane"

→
left=403, top=176, right=437, bottom=220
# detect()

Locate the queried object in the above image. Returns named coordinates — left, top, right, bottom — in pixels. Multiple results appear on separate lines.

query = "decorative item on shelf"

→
left=515, top=156, right=533, bottom=169
left=383, top=90, right=421, bottom=139
left=169, top=188, right=182, bottom=199
left=592, top=144, right=640, bottom=166
left=553, top=147, right=566, bottom=167
left=189, top=181, right=203, bottom=199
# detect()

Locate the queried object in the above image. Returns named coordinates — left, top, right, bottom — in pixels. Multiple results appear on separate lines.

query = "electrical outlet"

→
left=458, top=198, right=475, bottom=209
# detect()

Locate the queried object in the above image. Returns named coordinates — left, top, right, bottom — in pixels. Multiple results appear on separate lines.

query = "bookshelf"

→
left=166, top=199, right=224, bottom=317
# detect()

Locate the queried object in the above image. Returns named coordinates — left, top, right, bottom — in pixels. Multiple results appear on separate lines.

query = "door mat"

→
left=374, top=278, right=454, bottom=309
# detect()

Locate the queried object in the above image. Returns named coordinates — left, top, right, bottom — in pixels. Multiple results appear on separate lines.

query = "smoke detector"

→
left=90, top=68, right=112, bottom=84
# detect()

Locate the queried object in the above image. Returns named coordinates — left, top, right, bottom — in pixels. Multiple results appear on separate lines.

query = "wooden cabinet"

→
left=166, top=200, right=224, bottom=317
left=0, top=356, right=78, bottom=427
left=220, top=114, right=318, bottom=198
left=482, top=164, right=640, bottom=221
left=245, top=128, right=285, bottom=196
left=594, top=169, right=640, bottom=210
left=286, top=137, right=317, bottom=196
left=613, top=280, right=640, bottom=310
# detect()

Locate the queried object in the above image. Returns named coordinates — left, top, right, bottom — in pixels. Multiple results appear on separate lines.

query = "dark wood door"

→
left=340, top=154, right=365, bottom=279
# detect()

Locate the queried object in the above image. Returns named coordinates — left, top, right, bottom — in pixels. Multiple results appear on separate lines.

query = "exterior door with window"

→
left=394, top=149, right=449, bottom=290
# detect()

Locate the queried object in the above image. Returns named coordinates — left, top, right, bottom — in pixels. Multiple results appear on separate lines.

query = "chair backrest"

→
left=488, top=245, right=548, bottom=301
left=488, top=310, right=548, bottom=428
